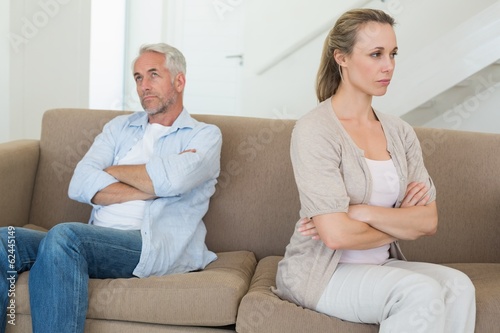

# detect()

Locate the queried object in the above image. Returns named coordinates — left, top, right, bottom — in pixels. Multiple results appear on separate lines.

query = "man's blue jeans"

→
left=0, top=223, right=142, bottom=333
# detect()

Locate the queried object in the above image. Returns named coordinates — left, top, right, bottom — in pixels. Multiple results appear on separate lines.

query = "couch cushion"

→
left=15, top=251, right=256, bottom=327
left=236, top=256, right=378, bottom=333
left=194, top=114, right=301, bottom=261
left=6, top=315, right=237, bottom=333
left=406, top=128, right=500, bottom=264
left=237, top=257, right=500, bottom=333
left=444, top=263, right=500, bottom=333
left=0, top=140, right=39, bottom=228
left=29, top=109, right=132, bottom=230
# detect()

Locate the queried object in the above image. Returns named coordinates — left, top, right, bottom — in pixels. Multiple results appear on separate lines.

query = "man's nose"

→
left=139, top=77, right=151, bottom=92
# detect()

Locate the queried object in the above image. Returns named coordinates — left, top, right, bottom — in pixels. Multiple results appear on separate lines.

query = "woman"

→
left=273, top=8, right=476, bottom=332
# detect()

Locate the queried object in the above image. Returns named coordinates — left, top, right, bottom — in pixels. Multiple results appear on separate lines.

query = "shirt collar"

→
left=170, top=108, right=196, bottom=131
left=128, top=108, right=195, bottom=131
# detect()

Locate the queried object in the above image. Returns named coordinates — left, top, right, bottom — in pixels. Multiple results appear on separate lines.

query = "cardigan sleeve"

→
left=290, top=115, right=350, bottom=218
left=402, top=122, right=437, bottom=203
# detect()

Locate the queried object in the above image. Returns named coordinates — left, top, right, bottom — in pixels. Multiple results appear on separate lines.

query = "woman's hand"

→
left=349, top=181, right=437, bottom=240
left=297, top=181, right=433, bottom=242
left=298, top=217, right=320, bottom=240
left=401, top=182, right=430, bottom=207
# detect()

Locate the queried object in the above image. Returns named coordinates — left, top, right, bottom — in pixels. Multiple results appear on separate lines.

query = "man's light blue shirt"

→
left=68, top=109, right=221, bottom=277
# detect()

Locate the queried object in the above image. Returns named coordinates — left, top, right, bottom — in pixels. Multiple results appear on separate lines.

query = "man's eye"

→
left=151, top=72, right=159, bottom=77
left=134, top=76, right=142, bottom=82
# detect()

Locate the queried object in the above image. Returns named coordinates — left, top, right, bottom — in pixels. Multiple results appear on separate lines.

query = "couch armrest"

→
left=0, top=140, right=40, bottom=227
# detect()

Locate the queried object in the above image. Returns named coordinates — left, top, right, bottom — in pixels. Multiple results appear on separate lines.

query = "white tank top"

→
left=339, top=158, right=400, bottom=264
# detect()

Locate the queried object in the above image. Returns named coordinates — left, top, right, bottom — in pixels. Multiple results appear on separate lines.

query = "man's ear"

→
left=333, top=49, right=347, bottom=68
left=174, top=73, right=186, bottom=93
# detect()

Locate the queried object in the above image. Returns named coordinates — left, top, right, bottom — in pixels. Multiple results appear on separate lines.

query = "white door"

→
left=167, top=0, right=245, bottom=116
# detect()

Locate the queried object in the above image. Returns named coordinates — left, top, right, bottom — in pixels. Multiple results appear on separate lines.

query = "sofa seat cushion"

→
left=443, top=263, right=500, bottom=333
left=5, top=315, right=237, bottom=333
left=236, top=256, right=378, bottom=333
left=15, top=250, right=256, bottom=327
left=237, top=257, right=500, bottom=333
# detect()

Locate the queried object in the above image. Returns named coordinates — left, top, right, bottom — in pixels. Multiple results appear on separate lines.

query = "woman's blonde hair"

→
left=316, top=8, right=395, bottom=102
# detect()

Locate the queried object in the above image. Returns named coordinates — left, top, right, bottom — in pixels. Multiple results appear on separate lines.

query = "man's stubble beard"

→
left=143, top=94, right=177, bottom=116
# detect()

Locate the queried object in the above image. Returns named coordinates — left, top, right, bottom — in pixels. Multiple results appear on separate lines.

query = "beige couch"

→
left=1, top=108, right=499, bottom=333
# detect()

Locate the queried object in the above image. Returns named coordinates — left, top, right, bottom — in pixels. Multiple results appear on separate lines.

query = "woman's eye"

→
left=391, top=52, right=398, bottom=58
left=371, top=53, right=381, bottom=58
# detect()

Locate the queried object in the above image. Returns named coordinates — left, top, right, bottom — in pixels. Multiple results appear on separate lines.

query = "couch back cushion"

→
left=402, top=127, right=500, bottom=264
left=30, top=109, right=300, bottom=260
left=195, top=115, right=300, bottom=260
left=31, top=109, right=500, bottom=264
left=29, top=109, right=131, bottom=230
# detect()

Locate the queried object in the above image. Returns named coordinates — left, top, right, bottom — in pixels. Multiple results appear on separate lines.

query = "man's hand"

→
left=94, top=148, right=199, bottom=205
left=105, top=149, right=197, bottom=195
left=105, top=164, right=155, bottom=195
left=180, top=149, right=196, bottom=154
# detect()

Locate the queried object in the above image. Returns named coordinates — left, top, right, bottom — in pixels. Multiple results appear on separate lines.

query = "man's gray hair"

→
left=133, top=43, right=186, bottom=77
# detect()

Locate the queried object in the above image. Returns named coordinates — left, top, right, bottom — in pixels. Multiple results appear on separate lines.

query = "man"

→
left=0, top=43, right=221, bottom=332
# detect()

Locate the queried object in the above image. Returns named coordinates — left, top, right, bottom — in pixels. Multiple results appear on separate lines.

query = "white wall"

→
left=123, top=0, right=246, bottom=116
left=0, top=1, right=10, bottom=142
left=4, top=0, right=499, bottom=143
left=9, top=0, right=91, bottom=141
left=244, top=0, right=371, bottom=75
left=242, top=0, right=500, bottom=121
left=242, top=0, right=370, bottom=120
left=88, top=0, right=126, bottom=110
left=371, top=0, right=500, bottom=116
left=5, top=0, right=246, bottom=143
left=241, top=34, right=322, bottom=120
left=121, top=0, right=167, bottom=111
left=176, top=0, right=245, bottom=116
left=423, top=74, right=500, bottom=134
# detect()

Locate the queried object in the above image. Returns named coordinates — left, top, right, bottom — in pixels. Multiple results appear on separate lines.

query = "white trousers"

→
left=315, top=260, right=476, bottom=333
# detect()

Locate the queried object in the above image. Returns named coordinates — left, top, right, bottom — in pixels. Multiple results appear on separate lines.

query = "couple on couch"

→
left=0, top=8, right=475, bottom=333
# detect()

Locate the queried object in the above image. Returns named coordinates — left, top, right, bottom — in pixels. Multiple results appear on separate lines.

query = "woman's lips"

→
left=377, top=79, right=391, bottom=86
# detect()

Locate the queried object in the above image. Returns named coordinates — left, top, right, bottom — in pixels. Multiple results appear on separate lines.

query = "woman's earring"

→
left=338, top=64, right=344, bottom=82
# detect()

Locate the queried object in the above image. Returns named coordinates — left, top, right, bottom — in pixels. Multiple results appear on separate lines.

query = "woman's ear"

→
left=333, top=49, right=346, bottom=67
